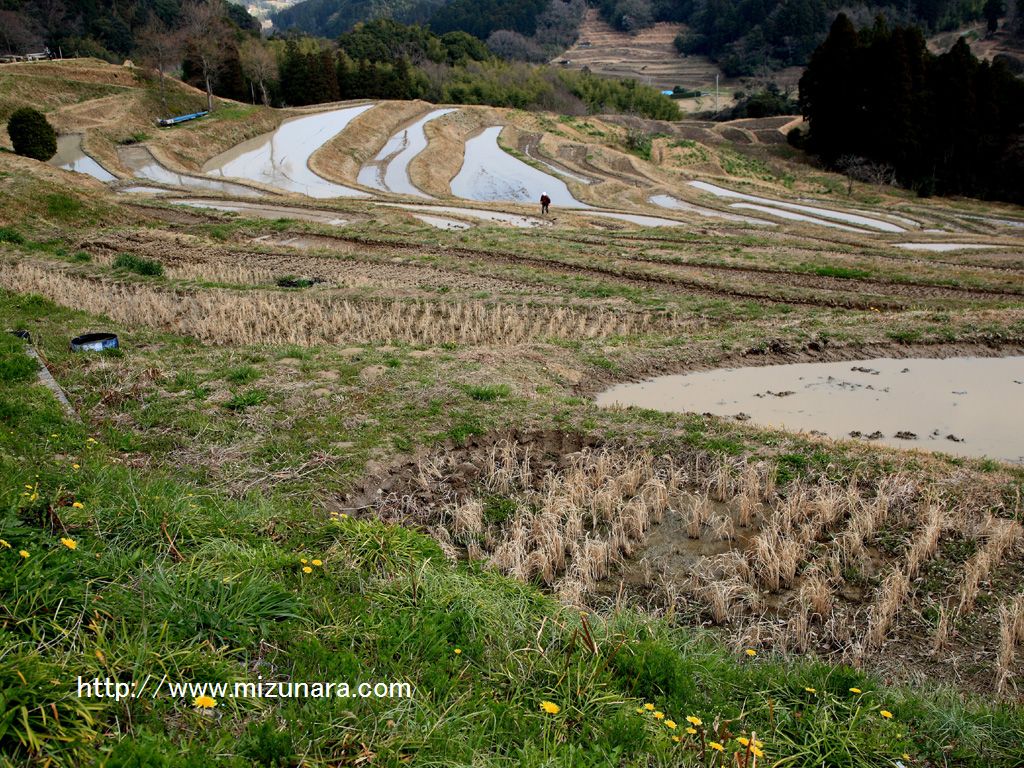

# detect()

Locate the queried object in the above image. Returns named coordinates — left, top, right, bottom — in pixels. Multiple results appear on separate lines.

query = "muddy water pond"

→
left=450, top=126, right=587, bottom=208
left=203, top=105, right=374, bottom=198
left=51, top=135, right=116, bottom=182
left=596, top=356, right=1024, bottom=463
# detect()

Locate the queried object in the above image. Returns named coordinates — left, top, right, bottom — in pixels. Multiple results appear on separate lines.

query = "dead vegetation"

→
left=359, top=433, right=1024, bottom=695
left=0, top=261, right=677, bottom=345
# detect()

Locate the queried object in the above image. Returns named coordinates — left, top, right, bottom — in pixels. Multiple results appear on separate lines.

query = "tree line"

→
left=0, top=0, right=257, bottom=59
left=270, top=19, right=677, bottom=118
left=271, top=0, right=585, bottom=65
left=796, top=13, right=1024, bottom=203
left=592, top=0, right=1023, bottom=76
left=126, top=11, right=678, bottom=120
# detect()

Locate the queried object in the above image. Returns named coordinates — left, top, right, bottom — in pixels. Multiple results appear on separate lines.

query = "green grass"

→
left=0, top=226, right=25, bottom=244
left=223, top=389, right=267, bottom=411
left=813, top=265, right=872, bottom=280
left=0, top=356, right=1021, bottom=766
left=45, top=193, right=83, bottom=218
left=463, top=383, right=511, bottom=402
left=112, top=253, right=165, bottom=277
left=1, top=277, right=1023, bottom=767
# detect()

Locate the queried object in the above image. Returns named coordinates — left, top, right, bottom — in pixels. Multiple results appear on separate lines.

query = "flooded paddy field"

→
left=597, top=356, right=1024, bottom=463
left=358, top=108, right=457, bottom=197
left=689, top=180, right=911, bottom=233
left=450, top=126, right=587, bottom=207
left=51, top=134, right=117, bottom=182
left=119, top=145, right=265, bottom=197
left=167, top=199, right=355, bottom=226
left=203, top=105, right=374, bottom=198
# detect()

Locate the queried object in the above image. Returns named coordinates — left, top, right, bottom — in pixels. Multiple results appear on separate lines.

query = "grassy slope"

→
left=2, top=291, right=1023, bottom=767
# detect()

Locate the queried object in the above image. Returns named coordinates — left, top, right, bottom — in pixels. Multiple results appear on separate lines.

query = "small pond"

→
left=596, top=356, right=1024, bottom=463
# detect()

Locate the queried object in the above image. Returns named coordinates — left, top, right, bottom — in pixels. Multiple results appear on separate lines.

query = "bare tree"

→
left=135, top=17, right=183, bottom=116
left=836, top=155, right=897, bottom=195
left=0, top=11, right=42, bottom=55
left=239, top=38, right=277, bottom=106
left=182, top=0, right=229, bottom=112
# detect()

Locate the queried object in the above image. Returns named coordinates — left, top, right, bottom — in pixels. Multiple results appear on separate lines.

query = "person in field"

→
left=540, top=192, right=551, bottom=215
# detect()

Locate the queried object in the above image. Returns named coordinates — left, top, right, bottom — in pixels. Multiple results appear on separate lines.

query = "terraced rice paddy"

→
left=357, top=108, right=457, bottom=196
left=3, top=76, right=1023, bottom=717
left=203, top=104, right=374, bottom=197
left=51, top=134, right=116, bottom=181
left=450, top=126, right=587, bottom=207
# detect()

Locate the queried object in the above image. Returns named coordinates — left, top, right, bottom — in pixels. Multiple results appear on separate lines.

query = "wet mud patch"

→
left=343, top=429, right=1024, bottom=693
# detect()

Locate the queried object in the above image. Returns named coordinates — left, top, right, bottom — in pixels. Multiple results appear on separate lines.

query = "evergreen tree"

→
left=799, top=18, right=1024, bottom=203
left=798, top=13, right=861, bottom=162
left=983, top=0, right=1005, bottom=35
left=6, top=107, right=56, bottom=162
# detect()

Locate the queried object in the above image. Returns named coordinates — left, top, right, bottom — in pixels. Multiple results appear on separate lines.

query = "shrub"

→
left=276, top=275, right=316, bottom=288
left=112, top=253, right=164, bottom=277
left=624, top=130, right=653, bottom=161
left=6, top=107, right=57, bottom=162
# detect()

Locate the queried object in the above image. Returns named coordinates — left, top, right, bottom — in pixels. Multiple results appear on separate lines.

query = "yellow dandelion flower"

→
left=751, top=746, right=765, bottom=758
left=685, top=716, right=702, bottom=726
left=454, top=648, right=462, bottom=655
left=95, top=649, right=105, bottom=663
left=0, top=539, right=10, bottom=548
left=72, top=502, right=84, bottom=509
left=804, top=687, right=817, bottom=693
left=72, top=464, right=80, bottom=470
left=880, top=710, right=893, bottom=719
left=193, top=695, right=217, bottom=708
left=19, top=550, right=29, bottom=559
left=686, top=727, right=697, bottom=735
left=339, top=513, right=349, bottom=519
left=312, top=559, right=323, bottom=566
left=737, top=737, right=750, bottom=747
left=849, top=687, right=862, bottom=694
left=635, top=707, right=644, bottom=714
left=709, top=742, right=724, bottom=752
left=300, top=558, right=308, bottom=564
left=653, top=711, right=665, bottom=720
left=672, top=735, right=681, bottom=743
left=302, top=566, right=312, bottom=574
left=665, top=719, right=676, bottom=729
left=540, top=701, right=560, bottom=715
left=643, top=703, right=655, bottom=711
left=902, top=754, right=910, bottom=761
left=60, top=538, right=77, bottom=550
left=745, top=648, right=757, bottom=657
